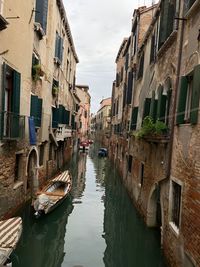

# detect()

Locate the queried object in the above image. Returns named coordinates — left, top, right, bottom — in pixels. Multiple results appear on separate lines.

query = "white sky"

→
left=63, top=0, right=156, bottom=113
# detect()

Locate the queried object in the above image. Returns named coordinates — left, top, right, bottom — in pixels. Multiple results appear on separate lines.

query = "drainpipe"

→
left=167, top=8, right=185, bottom=180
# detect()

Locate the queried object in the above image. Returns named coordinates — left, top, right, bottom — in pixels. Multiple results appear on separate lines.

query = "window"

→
left=39, top=143, right=45, bottom=166
left=130, top=107, right=138, bottom=130
left=128, top=155, right=132, bottom=173
left=35, top=0, right=48, bottom=34
left=126, top=71, right=133, bottom=105
left=139, top=163, right=144, bottom=186
left=158, top=0, right=176, bottom=49
left=55, top=32, right=63, bottom=63
left=1, top=64, right=21, bottom=139
left=14, top=154, right=23, bottom=182
left=137, top=53, right=144, bottom=79
left=150, top=34, right=155, bottom=64
left=30, top=95, right=43, bottom=127
left=177, top=65, right=200, bottom=125
left=170, top=181, right=182, bottom=229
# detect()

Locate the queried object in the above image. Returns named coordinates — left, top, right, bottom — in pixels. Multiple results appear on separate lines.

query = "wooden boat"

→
left=0, top=217, right=22, bottom=266
left=33, top=170, right=72, bottom=218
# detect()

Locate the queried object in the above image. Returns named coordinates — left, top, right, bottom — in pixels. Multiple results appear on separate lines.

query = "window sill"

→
left=157, top=30, right=178, bottom=58
left=169, top=221, right=179, bottom=236
left=13, top=181, right=23, bottom=190
left=34, top=22, right=45, bottom=40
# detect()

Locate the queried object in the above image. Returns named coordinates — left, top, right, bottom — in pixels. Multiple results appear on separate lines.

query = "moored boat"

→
left=0, top=217, right=22, bottom=266
left=33, top=170, right=72, bottom=218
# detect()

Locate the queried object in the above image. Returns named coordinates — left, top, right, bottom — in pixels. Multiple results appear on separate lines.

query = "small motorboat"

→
left=79, top=141, right=89, bottom=152
left=98, top=148, right=108, bottom=157
left=0, top=217, right=22, bottom=266
left=34, top=170, right=72, bottom=218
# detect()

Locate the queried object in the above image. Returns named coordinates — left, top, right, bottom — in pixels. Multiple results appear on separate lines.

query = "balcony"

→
left=55, top=125, right=72, bottom=141
left=0, top=112, right=25, bottom=140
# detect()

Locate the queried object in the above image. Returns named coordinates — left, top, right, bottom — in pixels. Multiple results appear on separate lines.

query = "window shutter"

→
left=150, top=35, right=155, bottom=64
left=143, top=98, right=151, bottom=120
left=157, top=85, right=164, bottom=120
left=123, top=84, right=127, bottom=108
left=35, top=0, right=48, bottom=34
left=167, top=2, right=175, bottom=37
left=166, top=89, right=172, bottom=125
left=66, top=110, right=70, bottom=125
left=190, top=65, right=200, bottom=124
left=176, top=76, right=188, bottom=124
left=59, top=37, right=63, bottom=62
left=158, top=0, right=169, bottom=48
left=130, top=107, right=138, bottom=130
left=137, top=53, right=144, bottom=79
left=12, top=70, right=21, bottom=114
left=36, top=98, right=43, bottom=127
left=0, top=63, right=6, bottom=139
left=55, top=32, right=59, bottom=58
left=11, top=70, right=21, bottom=138
left=149, top=91, right=158, bottom=122
left=127, top=71, right=133, bottom=104
left=125, top=53, right=129, bottom=71
left=52, top=107, right=59, bottom=128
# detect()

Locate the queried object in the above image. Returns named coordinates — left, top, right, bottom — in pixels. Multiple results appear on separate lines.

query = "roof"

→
left=115, top=38, right=128, bottom=63
left=57, top=0, right=79, bottom=63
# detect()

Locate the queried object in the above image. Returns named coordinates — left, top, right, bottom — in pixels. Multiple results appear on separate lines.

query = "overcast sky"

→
left=63, top=0, right=156, bottom=113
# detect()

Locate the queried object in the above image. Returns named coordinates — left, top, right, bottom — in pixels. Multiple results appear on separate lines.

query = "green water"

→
left=12, top=146, right=167, bottom=267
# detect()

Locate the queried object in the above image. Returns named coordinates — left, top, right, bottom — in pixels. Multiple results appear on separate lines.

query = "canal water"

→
left=12, top=145, right=167, bottom=267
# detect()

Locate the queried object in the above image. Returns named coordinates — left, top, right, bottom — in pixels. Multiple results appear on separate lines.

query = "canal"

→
left=12, top=145, right=167, bottom=267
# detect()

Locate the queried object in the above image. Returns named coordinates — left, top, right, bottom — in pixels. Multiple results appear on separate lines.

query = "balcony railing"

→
left=0, top=111, right=25, bottom=140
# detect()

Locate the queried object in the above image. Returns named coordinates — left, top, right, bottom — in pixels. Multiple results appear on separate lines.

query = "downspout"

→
left=167, top=4, right=185, bottom=180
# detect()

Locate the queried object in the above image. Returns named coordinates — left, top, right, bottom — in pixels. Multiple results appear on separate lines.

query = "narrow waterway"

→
left=12, top=145, right=166, bottom=267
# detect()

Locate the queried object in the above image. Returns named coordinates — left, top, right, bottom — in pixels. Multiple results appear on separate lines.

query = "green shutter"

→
left=36, top=98, right=42, bottom=127
left=52, top=107, right=59, bottom=128
left=0, top=63, right=6, bottom=139
left=166, top=89, right=172, bottom=124
left=150, top=91, right=155, bottom=118
left=11, top=70, right=21, bottom=138
left=143, top=98, right=151, bottom=120
left=190, top=65, right=200, bottom=124
left=12, top=70, right=21, bottom=114
left=176, top=76, right=188, bottom=125
left=157, top=85, right=163, bottom=120
left=30, top=95, right=42, bottom=127
left=160, top=94, right=167, bottom=122
left=150, top=91, right=158, bottom=122
left=131, top=107, right=138, bottom=130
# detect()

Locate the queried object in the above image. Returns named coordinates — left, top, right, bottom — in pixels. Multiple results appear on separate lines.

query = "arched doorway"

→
left=147, top=184, right=162, bottom=228
left=27, top=148, right=38, bottom=198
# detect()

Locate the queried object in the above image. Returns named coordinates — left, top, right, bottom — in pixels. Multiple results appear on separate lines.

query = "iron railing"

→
left=0, top=111, right=25, bottom=140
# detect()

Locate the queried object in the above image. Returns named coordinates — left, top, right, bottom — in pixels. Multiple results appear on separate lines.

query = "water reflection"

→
left=12, top=198, right=73, bottom=267
left=102, top=161, right=166, bottom=267
left=12, top=147, right=166, bottom=267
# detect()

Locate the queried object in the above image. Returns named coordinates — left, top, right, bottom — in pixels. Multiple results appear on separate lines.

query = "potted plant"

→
left=32, top=64, right=44, bottom=81
left=52, top=86, right=59, bottom=96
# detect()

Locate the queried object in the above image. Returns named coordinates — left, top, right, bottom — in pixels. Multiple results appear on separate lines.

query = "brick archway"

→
left=26, top=147, right=39, bottom=198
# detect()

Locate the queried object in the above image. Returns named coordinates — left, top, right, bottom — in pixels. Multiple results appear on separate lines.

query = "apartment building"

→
left=110, top=0, right=200, bottom=266
left=0, top=0, right=78, bottom=218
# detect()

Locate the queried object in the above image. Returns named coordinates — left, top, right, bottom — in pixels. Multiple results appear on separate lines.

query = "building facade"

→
left=109, top=1, right=200, bottom=266
left=0, top=0, right=79, bottom=218
left=75, top=85, right=91, bottom=141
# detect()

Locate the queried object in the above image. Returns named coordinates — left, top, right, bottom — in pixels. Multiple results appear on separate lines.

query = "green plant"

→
left=52, top=86, right=59, bottom=96
left=134, top=116, right=168, bottom=139
left=32, top=64, right=44, bottom=81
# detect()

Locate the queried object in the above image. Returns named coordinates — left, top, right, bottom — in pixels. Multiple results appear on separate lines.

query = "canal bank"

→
left=11, top=146, right=167, bottom=267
